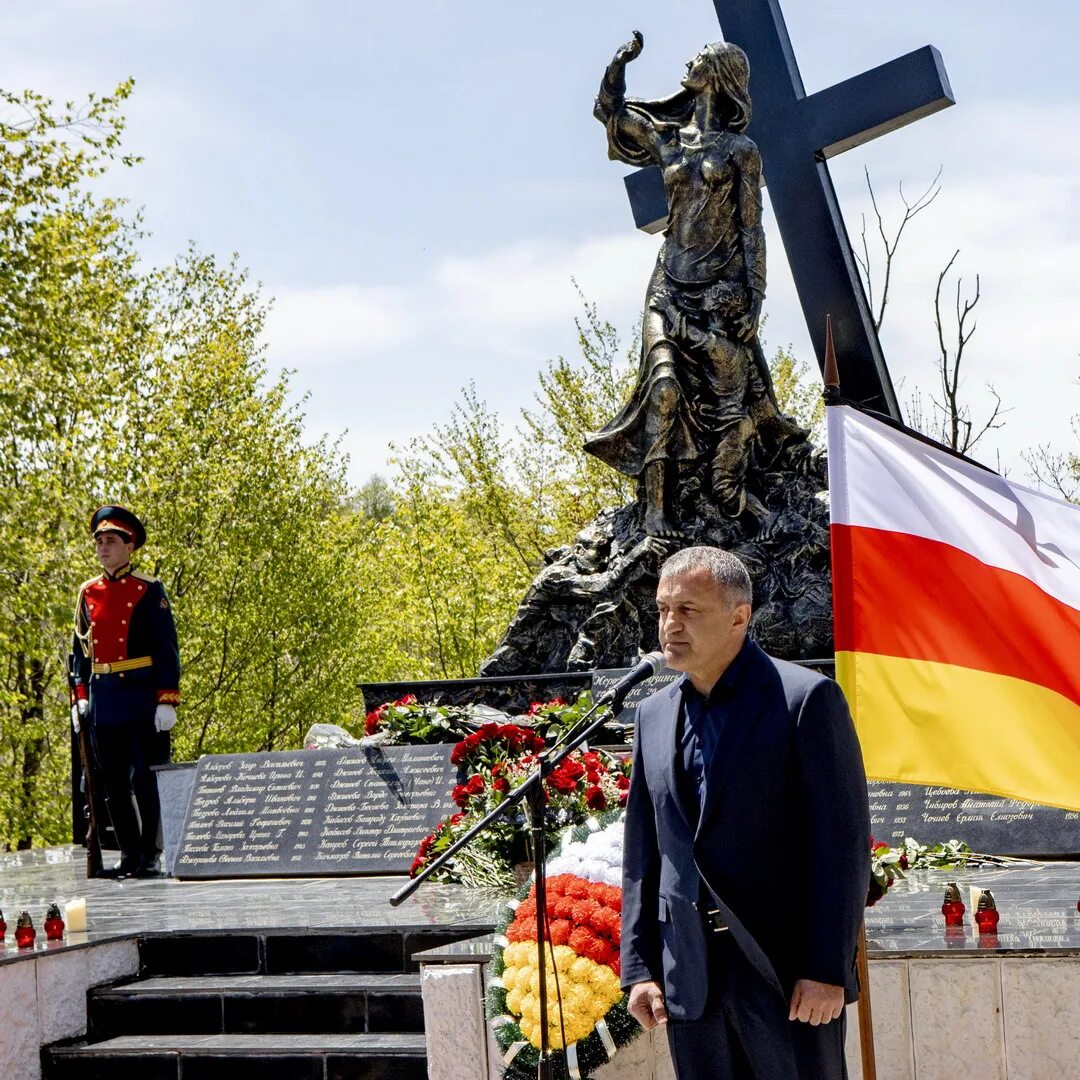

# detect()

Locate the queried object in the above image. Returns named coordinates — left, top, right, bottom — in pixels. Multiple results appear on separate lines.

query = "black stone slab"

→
left=174, top=746, right=456, bottom=880
left=360, top=671, right=591, bottom=715
left=867, top=780, right=1080, bottom=858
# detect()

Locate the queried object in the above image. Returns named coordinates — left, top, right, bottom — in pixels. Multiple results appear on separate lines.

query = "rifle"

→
left=67, top=653, right=103, bottom=878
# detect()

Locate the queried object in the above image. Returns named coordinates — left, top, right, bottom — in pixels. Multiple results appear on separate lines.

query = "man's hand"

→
left=70, top=704, right=81, bottom=734
left=627, top=980, right=668, bottom=1030
left=154, top=704, right=177, bottom=733
left=788, top=979, right=845, bottom=1025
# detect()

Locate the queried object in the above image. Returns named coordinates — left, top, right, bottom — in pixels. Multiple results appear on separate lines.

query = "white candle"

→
left=64, top=897, right=87, bottom=933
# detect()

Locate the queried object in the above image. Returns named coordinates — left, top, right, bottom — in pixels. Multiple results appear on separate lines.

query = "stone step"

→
left=44, top=1032, right=428, bottom=1080
left=137, top=928, right=470, bottom=977
left=89, top=973, right=424, bottom=1039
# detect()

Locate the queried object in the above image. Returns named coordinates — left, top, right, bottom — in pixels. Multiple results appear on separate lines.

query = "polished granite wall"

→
left=419, top=949, right=1080, bottom=1080
left=0, top=846, right=503, bottom=1080
left=3, top=847, right=1079, bottom=1079
left=416, top=862, right=1080, bottom=1080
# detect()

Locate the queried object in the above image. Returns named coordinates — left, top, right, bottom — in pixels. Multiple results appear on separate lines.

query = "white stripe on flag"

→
left=827, top=405, right=1080, bottom=610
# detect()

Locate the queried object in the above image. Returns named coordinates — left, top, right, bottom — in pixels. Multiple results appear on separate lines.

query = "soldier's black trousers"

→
left=94, top=723, right=171, bottom=867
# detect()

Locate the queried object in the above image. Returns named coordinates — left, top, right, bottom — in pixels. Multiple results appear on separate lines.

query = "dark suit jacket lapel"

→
left=697, top=640, right=771, bottom=835
left=656, top=677, right=695, bottom=833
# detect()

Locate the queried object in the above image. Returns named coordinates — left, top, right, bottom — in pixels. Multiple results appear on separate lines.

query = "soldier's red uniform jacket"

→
left=72, top=563, right=181, bottom=728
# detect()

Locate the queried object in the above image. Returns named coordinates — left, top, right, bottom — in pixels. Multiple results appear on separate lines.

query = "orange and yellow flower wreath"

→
left=486, top=812, right=640, bottom=1078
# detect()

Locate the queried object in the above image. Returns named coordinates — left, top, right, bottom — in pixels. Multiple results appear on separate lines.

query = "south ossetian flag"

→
left=827, top=405, right=1080, bottom=812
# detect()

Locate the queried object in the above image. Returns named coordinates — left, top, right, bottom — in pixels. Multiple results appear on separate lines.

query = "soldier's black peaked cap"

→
left=89, top=504, right=147, bottom=550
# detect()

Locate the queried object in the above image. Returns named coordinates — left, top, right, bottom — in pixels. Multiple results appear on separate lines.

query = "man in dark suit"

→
left=71, top=505, right=181, bottom=878
left=621, top=546, right=869, bottom=1078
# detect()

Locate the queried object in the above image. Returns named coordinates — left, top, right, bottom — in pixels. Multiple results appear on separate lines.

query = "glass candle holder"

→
left=44, top=903, right=65, bottom=941
left=15, top=912, right=35, bottom=949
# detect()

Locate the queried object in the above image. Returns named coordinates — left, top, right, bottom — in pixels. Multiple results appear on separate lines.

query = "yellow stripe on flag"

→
left=837, top=651, right=1080, bottom=813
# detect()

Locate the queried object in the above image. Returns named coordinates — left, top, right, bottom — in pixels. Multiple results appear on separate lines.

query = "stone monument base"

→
left=417, top=861, right=1080, bottom=1079
left=481, top=440, right=833, bottom=676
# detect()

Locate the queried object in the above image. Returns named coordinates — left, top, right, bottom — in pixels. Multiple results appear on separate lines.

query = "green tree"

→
left=113, top=251, right=369, bottom=758
left=0, top=82, right=144, bottom=847
left=0, top=85, right=371, bottom=848
left=519, top=292, right=637, bottom=533
left=768, top=343, right=825, bottom=442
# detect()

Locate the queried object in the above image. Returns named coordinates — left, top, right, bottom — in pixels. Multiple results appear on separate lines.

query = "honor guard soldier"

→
left=71, top=505, right=181, bottom=878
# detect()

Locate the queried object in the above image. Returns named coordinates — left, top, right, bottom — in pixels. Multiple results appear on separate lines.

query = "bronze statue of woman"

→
left=586, top=33, right=795, bottom=537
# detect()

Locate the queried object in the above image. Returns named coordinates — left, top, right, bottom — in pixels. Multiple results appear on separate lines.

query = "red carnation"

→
left=452, top=784, right=470, bottom=808
left=585, top=786, right=607, bottom=811
left=365, top=710, right=382, bottom=736
left=393, top=694, right=417, bottom=707
left=553, top=896, right=575, bottom=920
left=465, top=774, right=485, bottom=795
left=493, top=777, right=510, bottom=794
left=615, top=775, right=630, bottom=791
left=549, top=919, right=571, bottom=946
left=564, top=877, right=590, bottom=899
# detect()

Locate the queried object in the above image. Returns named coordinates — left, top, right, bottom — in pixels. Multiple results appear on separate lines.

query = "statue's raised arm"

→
left=594, top=31, right=666, bottom=169
left=586, top=40, right=807, bottom=537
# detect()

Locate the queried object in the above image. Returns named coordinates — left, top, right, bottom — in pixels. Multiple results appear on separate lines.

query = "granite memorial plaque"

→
left=868, top=781, right=1079, bottom=857
left=591, top=666, right=682, bottom=726
left=174, top=745, right=456, bottom=879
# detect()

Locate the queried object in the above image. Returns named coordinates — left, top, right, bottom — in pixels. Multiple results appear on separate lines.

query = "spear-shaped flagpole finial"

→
left=823, top=314, right=842, bottom=406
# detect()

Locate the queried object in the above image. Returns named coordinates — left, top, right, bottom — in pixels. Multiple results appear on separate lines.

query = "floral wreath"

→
left=486, top=811, right=641, bottom=1079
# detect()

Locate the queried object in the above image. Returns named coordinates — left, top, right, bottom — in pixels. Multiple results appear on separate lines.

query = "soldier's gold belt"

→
left=91, top=656, right=153, bottom=674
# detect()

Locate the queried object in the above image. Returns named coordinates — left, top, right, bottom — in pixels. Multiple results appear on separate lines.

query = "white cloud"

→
left=435, top=233, right=659, bottom=335
left=263, top=284, right=417, bottom=367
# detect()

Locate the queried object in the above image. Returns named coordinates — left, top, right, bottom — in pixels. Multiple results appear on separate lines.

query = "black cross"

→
left=624, top=0, right=954, bottom=417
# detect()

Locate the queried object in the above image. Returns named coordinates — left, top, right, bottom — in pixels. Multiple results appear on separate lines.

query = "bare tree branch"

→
left=929, top=253, right=1006, bottom=453
left=856, top=166, right=943, bottom=332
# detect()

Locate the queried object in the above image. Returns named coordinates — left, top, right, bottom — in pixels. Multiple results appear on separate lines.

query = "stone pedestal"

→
left=0, top=938, right=139, bottom=1079
left=420, top=946, right=1080, bottom=1079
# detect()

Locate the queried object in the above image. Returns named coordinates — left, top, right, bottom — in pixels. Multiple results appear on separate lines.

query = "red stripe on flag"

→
left=831, top=524, right=1080, bottom=710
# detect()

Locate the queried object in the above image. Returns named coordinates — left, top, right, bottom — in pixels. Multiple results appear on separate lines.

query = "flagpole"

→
left=823, top=314, right=877, bottom=1080
left=855, top=922, right=877, bottom=1079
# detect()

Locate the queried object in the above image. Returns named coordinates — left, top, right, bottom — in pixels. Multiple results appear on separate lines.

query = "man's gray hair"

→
left=659, top=546, right=752, bottom=606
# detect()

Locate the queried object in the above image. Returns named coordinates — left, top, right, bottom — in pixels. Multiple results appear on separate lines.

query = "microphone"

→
left=598, top=651, right=667, bottom=710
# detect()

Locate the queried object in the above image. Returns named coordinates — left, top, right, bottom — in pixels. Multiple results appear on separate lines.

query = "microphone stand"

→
left=389, top=689, right=633, bottom=1079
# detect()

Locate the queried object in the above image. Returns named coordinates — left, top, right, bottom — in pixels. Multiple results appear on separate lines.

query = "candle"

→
left=64, top=897, right=87, bottom=933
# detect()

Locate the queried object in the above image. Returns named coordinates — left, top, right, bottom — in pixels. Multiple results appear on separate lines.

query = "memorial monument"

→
left=483, top=32, right=832, bottom=674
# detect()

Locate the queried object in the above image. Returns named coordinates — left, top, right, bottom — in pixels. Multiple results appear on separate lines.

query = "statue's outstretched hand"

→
left=614, top=31, right=644, bottom=66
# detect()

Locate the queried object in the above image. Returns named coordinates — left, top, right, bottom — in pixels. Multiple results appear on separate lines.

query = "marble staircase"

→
left=43, top=928, right=468, bottom=1079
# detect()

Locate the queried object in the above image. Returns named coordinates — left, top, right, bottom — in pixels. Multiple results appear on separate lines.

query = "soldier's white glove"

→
left=154, top=704, right=177, bottom=732
left=71, top=699, right=89, bottom=734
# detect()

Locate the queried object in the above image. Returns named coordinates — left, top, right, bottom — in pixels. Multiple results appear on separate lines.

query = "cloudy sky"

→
left=4, top=1, right=1077, bottom=484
